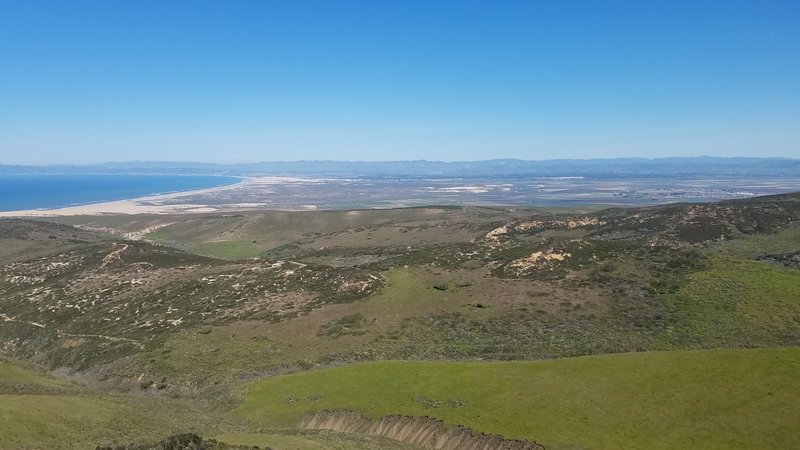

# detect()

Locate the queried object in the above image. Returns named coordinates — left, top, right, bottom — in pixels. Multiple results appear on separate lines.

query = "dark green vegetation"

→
left=2, top=192, right=800, bottom=448
left=95, top=433, right=260, bottom=450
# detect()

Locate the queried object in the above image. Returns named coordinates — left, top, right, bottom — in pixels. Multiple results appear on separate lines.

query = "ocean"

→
left=0, top=175, right=240, bottom=212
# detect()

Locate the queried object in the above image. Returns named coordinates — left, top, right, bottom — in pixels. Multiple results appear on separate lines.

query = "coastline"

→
left=3, top=175, right=797, bottom=218
left=0, top=176, right=260, bottom=217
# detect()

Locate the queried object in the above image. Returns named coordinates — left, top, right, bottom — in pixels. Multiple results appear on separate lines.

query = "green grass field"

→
left=0, top=359, right=67, bottom=390
left=237, top=347, right=800, bottom=450
left=1, top=395, right=136, bottom=449
left=0, top=358, right=413, bottom=450
left=5, top=346, right=800, bottom=449
left=707, top=224, right=800, bottom=258
left=0, top=360, right=222, bottom=449
left=662, top=257, right=800, bottom=348
left=191, top=240, right=264, bottom=259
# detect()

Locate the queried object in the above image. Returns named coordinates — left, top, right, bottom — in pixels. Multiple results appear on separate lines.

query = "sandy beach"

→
left=3, top=175, right=797, bottom=218
left=0, top=176, right=322, bottom=217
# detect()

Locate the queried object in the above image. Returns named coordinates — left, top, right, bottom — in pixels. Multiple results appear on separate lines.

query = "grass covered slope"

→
left=0, top=358, right=417, bottom=450
left=0, top=358, right=67, bottom=391
left=2, top=194, right=799, bottom=448
left=1, top=395, right=136, bottom=449
left=0, top=359, right=128, bottom=449
left=238, top=348, right=800, bottom=450
left=0, top=359, right=222, bottom=450
left=661, top=257, right=800, bottom=348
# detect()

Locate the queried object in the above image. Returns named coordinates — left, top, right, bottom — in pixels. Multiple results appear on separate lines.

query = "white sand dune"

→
left=0, top=177, right=281, bottom=217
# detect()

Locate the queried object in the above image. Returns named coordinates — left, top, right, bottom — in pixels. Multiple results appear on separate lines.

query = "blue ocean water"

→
left=0, top=175, right=240, bottom=212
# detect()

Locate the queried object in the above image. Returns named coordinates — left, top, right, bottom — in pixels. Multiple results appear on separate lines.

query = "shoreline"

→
left=3, top=175, right=798, bottom=218
left=0, top=176, right=274, bottom=217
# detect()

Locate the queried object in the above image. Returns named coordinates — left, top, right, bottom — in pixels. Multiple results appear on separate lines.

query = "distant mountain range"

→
left=2, top=157, right=800, bottom=178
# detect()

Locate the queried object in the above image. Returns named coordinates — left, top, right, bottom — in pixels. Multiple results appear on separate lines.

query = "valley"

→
left=1, top=193, right=800, bottom=448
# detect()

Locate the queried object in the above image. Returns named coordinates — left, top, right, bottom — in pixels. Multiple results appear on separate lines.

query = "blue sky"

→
left=1, top=0, right=798, bottom=164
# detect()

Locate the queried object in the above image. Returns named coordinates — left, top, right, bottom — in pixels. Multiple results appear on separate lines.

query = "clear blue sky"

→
left=1, top=0, right=798, bottom=164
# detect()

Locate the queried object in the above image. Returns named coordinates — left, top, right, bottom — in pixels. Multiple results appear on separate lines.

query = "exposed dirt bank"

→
left=299, top=410, right=545, bottom=450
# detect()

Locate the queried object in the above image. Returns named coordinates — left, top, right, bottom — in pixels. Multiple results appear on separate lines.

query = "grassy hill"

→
left=238, top=348, right=800, bottom=449
left=0, top=358, right=203, bottom=449
left=4, top=349, right=798, bottom=449
left=1, top=194, right=799, bottom=383
left=1, top=193, right=800, bottom=448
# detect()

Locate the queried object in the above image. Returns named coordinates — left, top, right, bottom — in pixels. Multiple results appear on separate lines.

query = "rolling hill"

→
left=1, top=192, right=799, bottom=448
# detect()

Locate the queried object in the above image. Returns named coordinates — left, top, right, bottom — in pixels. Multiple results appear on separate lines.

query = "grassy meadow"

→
left=6, top=348, right=800, bottom=448
left=0, top=359, right=226, bottom=449
left=237, top=348, right=800, bottom=450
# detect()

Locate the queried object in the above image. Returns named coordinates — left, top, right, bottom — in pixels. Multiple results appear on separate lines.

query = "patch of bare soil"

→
left=300, top=410, right=544, bottom=450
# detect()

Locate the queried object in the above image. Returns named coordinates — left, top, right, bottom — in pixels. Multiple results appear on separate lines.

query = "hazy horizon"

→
left=2, top=155, right=800, bottom=167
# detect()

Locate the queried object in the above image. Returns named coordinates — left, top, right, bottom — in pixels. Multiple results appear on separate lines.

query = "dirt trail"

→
left=300, top=410, right=545, bottom=450
left=0, top=313, right=45, bottom=328
left=56, top=331, right=145, bottom=349
left=0, top=312, right=144, bottom=349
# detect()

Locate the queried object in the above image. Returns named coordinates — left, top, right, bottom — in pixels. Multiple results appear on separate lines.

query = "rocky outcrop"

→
left=299, top=410, right=544, bottom=450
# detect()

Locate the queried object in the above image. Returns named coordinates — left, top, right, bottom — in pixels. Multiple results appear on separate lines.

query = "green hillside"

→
left=238, top=348, right=800, bottom=450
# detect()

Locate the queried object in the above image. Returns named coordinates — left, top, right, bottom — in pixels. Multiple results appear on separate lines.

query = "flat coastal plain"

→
left=3, top=175, right=800, bottom=217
